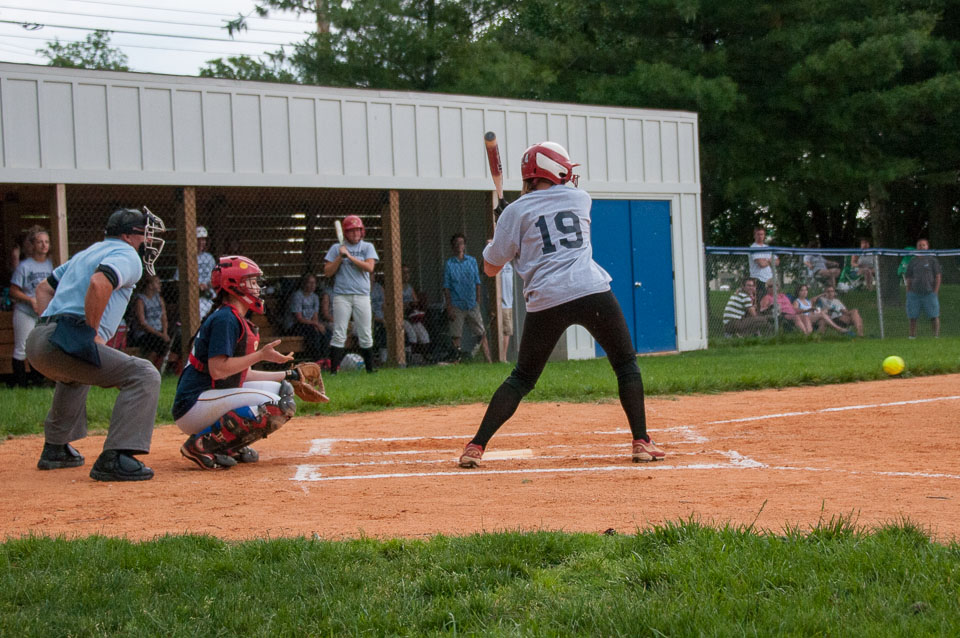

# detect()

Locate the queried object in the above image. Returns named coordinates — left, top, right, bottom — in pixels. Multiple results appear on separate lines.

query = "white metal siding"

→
left=0, top=64, right=701, bottom=195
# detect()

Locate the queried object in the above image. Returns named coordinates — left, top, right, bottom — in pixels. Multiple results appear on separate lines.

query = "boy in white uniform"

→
left=458, top=142, right=665, bottom=467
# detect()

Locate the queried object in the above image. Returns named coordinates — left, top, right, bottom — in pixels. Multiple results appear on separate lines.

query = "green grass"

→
left=4, top=334, right=960, bottom=635
left=3, top=336, right=959, bottom=437
left=1, top=518, right=958, bottom=636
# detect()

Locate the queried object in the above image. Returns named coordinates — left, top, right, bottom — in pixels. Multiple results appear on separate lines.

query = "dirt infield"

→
left=2, top=374, right=959, bottom=542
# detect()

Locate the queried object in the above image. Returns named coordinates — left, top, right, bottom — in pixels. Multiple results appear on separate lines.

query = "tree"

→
left=199, top=54, right=297, bottom=83
left=199, top=0, right=960, bottom=252
left=203, top=0, right=511, bottom=91
left=37, top=30, right=129, bottom=72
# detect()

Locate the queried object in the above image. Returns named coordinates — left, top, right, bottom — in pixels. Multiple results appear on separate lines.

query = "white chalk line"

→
left=291, top=451, right=761, bottom=481
left=296, top=450, right=705, bottom=469
left=293, top=395, right=960, bottom=483
left=302, top=440, right=694, bottom=460
left=307, top=426, right=706, bottom=455
left=305, top=393, right=960, bottom=454
left=706, top=395, right=960, bottom=425
left=291, top=461, right=960, bottom=483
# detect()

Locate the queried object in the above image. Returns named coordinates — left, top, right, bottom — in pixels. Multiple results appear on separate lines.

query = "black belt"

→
left=37, top=313, right=82, bottom=325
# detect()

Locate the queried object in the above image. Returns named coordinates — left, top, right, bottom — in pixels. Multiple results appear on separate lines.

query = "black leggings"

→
left=471, top=290, right=647, bottom=447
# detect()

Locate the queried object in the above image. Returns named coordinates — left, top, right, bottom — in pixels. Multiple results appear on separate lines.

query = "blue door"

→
left=590, top=200, right=676, bottom=354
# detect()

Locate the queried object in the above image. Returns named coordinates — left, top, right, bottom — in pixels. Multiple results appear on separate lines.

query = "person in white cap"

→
left=174, top=225, right=218, bottom=321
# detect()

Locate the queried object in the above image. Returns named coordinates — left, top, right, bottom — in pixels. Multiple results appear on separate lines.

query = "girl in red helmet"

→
left=323, top=215, right=379, bottom=373
left=457, top=142, right=665, bottom=468
left=172, top=255, right=298, bottom=470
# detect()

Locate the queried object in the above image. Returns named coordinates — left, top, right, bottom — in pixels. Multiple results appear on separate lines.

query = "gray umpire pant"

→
left=25, top=322, right=161, bottom=454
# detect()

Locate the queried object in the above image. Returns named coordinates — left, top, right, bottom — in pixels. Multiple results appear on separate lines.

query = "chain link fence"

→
left=706, top=246, right=960, bottom=342
left=1, top=183, right=505, bottom=371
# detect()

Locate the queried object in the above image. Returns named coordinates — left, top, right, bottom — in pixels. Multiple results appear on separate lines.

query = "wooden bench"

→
left=249, top=314, right=305, bottom=356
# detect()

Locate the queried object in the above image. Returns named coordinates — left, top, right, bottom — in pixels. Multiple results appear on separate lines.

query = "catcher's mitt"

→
left=286, top=362, right=330, bottom=403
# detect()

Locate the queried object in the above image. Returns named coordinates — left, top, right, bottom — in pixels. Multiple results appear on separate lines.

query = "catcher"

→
left=172, top=256, right=329, bottom=470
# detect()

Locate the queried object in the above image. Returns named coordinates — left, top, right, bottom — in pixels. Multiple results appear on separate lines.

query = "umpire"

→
left=26, top=207, right=166, bottom=482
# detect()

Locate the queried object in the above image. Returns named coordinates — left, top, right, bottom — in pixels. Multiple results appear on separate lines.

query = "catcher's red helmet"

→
left=521, top=142, right=579, bottom=186
left=211, top=255, right=265, bottom=314
left=342, top=215, right=365, bottom=238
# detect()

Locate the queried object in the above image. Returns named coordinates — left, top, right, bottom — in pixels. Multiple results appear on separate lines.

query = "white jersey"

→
left=483, top=185, right=611, bottom=312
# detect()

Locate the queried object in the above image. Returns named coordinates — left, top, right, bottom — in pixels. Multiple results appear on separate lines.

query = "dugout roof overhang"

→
left=0, top=62, right=700, bottom=197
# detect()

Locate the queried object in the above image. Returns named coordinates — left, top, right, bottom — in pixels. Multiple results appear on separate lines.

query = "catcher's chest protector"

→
left=213, top=305, right=260, bottom=389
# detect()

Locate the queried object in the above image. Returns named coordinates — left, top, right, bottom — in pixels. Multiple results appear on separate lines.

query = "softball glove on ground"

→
left=286, top=362, right=330, bottom=403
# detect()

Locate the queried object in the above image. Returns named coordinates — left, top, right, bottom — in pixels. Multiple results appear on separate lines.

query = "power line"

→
left=0, top=30, right=286, bottom=56
left=0, top=4, right=311, bottom=35
left=60, top=0, right=310, bottom=24
left=0, top=19, right=297, bottom=45
left=0, top=43, right=36, bottom=56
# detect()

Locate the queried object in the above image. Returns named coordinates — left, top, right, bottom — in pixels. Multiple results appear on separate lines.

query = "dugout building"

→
left=0, top=62, right=706, bottom=369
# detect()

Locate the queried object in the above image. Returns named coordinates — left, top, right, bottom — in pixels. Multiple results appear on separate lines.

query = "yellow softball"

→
left=882, top=355, right=905, bottom=376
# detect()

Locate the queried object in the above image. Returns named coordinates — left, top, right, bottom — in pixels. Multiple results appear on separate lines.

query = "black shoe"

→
left=89, top=450, right=154, bottom=482
left=37, top=442, right=85, bottom=470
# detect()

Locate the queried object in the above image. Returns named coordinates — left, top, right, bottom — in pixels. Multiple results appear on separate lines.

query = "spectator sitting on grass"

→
left=815, top=285, right=863, bottom=337
left=721, top=278, right=772, bottom=337
left=793, top=283, right=847, bottom=335
left=760, top=285, right=812, bottom=335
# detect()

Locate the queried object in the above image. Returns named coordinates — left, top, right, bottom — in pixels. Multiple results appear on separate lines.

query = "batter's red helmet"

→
left=521, top=142, right=579, bottom=186
left=211, top=255, right=265, bottom=314
left=342, top=215, right=365, bottom=238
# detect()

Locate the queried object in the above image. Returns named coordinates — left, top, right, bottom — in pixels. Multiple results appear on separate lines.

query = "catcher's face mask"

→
left=140, top=207, right=166, bottom=276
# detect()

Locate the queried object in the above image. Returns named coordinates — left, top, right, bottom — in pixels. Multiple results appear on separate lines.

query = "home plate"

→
left=483, top=449, right=534, bottom=460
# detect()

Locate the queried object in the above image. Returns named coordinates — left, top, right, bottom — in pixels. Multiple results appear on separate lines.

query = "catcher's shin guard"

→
left=209, top=396, right=296, bottom=457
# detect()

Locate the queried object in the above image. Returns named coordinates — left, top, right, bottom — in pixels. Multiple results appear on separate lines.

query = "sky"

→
left=0, top=0, right=318, bottom=76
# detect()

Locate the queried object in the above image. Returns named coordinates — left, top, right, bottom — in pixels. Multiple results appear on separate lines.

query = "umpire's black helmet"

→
left=105, top=208, right=147, bottom=237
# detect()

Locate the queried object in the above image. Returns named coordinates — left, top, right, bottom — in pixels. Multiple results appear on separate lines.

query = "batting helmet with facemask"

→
left=521, top=142, right=580, bottom=186
left=211, top=256, right=265, bottom=314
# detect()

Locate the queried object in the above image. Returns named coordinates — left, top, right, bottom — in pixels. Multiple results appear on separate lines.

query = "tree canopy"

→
left=36, top=30, right=129, bottom=72
left=51, top=1, right=958, bottom=249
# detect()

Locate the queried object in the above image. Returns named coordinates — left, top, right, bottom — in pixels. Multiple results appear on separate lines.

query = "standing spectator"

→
left=174, top=226, right=218, bottom=322
left=443, top=233, right=491, bottom=363
left=905, top=238, right=941, bottom=338
left=748, top=227, right=778, bottom=297
left=721, top=278, right=772, bottom=337
left=498, top=260, right=515, bottom=357
left=815, top=286, right=864, bottom=336
left=26, top=207, right=166, bottom=481
left=129, top=274, right=171, bottom=371
left=803, top=240, right=841, bottom=288
left=324, top=215, right=378, bottom=373
left=283, top=273, right=329, bottom=363
left=850, top=237, right=876, bottom=289
left=9, top=226, right=54, bottom=386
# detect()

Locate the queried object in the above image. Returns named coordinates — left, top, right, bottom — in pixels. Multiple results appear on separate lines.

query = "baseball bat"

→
left=334, top=220, right=344, bottom=244
left=158, top=321, right=181, bottom=376
left=484, top=131, right=508, bottom=214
